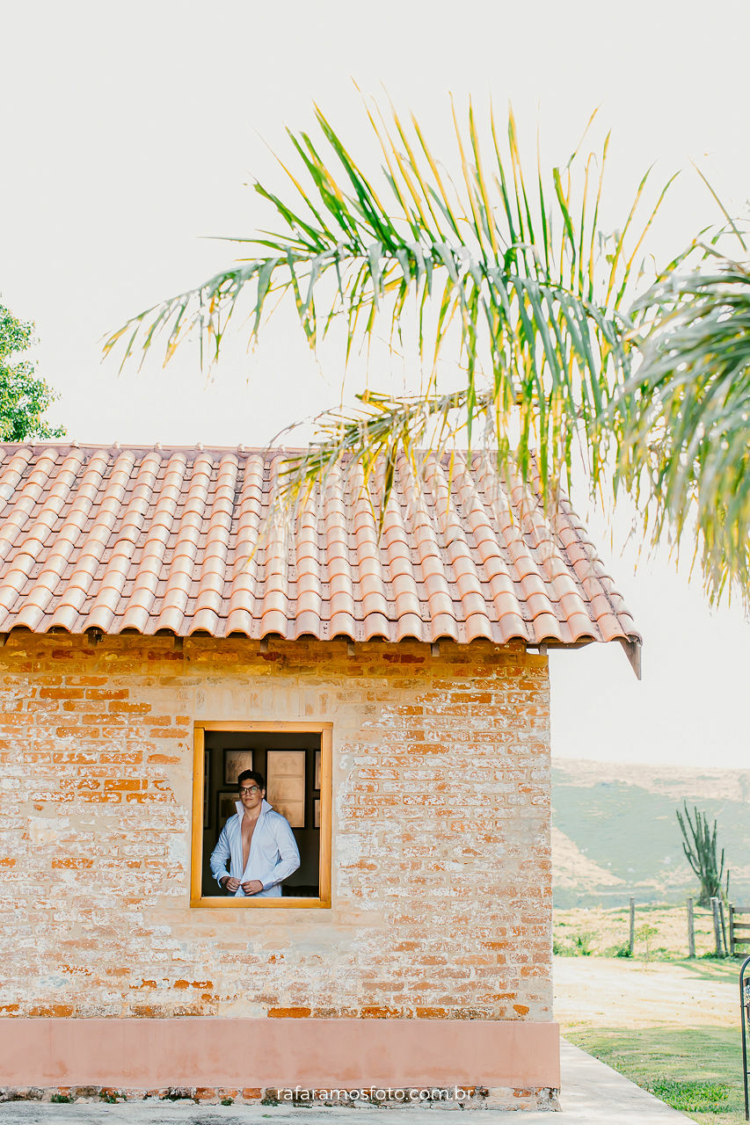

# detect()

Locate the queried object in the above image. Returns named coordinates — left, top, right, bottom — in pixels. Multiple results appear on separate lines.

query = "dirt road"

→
left=554, top=956, right=739, bottom=1029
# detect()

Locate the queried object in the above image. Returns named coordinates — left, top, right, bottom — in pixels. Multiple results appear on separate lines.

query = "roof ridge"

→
left=0, top=441, right=528, bottom=458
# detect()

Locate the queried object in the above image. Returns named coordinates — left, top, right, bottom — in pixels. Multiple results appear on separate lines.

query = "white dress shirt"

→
left=210, top=798, right=300, bottom=897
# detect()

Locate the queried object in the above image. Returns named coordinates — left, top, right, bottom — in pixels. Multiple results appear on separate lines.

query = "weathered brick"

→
left=0, top=635, right=551, bottom=1023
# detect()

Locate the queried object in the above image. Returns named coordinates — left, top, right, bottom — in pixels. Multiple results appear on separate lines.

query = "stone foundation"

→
left=0, top=1084, right=561, bottom=1110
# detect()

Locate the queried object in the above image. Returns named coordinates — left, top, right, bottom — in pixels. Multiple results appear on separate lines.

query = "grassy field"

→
left=555, top=903, right=726, bottom=959
left=566, top=1027, right=745, bottom=1123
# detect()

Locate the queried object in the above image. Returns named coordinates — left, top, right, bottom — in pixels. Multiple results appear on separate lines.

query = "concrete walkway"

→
left=0, top=1042, right=690, bottom=1123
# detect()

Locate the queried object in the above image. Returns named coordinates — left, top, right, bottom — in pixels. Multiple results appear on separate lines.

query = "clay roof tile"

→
left=0, top=444, right=639, bottom=652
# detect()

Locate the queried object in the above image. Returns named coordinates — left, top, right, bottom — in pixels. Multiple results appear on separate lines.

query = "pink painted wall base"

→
left=0, top=1018, right=560, bottom=1091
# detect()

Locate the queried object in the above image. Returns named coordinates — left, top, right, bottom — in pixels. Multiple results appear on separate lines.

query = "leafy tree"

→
left=0, top=302, right=65, bottom=441
left=105, top=100, right=748, bottom=603
left=676, top=802, right=728, bottom=908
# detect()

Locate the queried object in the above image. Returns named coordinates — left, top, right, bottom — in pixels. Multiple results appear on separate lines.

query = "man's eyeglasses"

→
left=239, top=785, right=261, bottom=795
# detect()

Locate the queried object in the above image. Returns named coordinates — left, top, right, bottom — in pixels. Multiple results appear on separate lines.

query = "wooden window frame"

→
left=191, top=721, right=333, bottom=909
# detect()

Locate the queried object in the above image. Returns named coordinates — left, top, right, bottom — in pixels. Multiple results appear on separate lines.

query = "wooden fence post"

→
left=729, top=903, right=736, bottom=957
left=711, top=897, right=724, bottom=957
left=687, top=897, right=695, bottom=958
left=719, top=900, right=729, bottom=957
left=629, top=897, right=635, bottom=956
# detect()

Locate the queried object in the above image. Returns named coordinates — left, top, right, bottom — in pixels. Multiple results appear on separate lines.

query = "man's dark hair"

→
left=237, top=769, right=265, bottom=791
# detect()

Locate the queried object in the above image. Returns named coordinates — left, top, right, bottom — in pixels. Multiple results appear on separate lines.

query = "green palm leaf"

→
left=105, top=98, right=674, bottom=568
left=618, top=251, right=750, bottom=602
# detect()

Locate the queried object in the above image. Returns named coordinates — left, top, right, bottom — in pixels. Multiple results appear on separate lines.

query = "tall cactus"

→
left=676, top=803, right=727, bottom=908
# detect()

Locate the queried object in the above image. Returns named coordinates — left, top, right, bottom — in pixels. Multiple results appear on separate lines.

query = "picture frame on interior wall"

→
left=224, top=748, right=254, bottom=786
left=314, top=748, right=321, bottom=790
left=217, top=790, right=239, bottom=826
left=314, top=798, right=320, bottom=828
left=266, top=749, right=306, bottom=828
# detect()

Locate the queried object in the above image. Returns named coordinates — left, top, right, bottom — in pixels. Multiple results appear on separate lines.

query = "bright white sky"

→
left=2, top=0, right=750, bottom=769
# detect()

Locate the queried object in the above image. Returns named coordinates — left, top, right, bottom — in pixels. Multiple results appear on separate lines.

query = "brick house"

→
left=0, top=443, right=639, bottom=1106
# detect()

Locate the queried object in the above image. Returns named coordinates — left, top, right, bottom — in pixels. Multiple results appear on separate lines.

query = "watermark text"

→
left=278, top=1085, right=475, bottom=1104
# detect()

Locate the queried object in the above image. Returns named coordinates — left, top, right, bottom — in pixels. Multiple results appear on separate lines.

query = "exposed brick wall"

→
left=0, top=635, right=551, bottom=1022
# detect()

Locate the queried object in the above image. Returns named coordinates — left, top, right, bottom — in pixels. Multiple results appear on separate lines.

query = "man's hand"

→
left=222, top=876, right=241, bottom=893
left=241, top=879, right=264, bottom=896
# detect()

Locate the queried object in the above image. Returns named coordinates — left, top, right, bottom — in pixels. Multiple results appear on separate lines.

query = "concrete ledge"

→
left=0, top=1018, right=560, bottom=1090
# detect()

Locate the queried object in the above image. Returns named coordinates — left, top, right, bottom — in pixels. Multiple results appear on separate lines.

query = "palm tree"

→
left=104, top=100, right=750, bottom=605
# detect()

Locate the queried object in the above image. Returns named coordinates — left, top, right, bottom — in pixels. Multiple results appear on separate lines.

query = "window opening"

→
left=192, top=723, right=331, bottom=908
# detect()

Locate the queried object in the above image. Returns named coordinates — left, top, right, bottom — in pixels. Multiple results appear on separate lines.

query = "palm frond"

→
left=105, top=98, right=672, bottom=545
left=270, top=388, right=474, bottom=529
left=618, top=253, right=750, bottom=603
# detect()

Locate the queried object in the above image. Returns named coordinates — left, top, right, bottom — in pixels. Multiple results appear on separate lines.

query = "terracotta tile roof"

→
left=0, top=443, right=640, bottom=648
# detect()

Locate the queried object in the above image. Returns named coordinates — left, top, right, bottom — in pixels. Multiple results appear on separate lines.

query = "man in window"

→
left=210, top=769, right=300, bottom=897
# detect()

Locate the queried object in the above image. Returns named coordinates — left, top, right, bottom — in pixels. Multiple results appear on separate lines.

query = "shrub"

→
left=604, top=942, right=632, bottom=958
left=554, top=930, right=598, bottom=956
left=636, top=923, right=659, bottom=962
left=570, top=930, right=597, bottom=956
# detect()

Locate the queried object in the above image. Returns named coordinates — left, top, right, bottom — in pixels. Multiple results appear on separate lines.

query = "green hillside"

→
left=552, top=760, right=750, bottom=908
